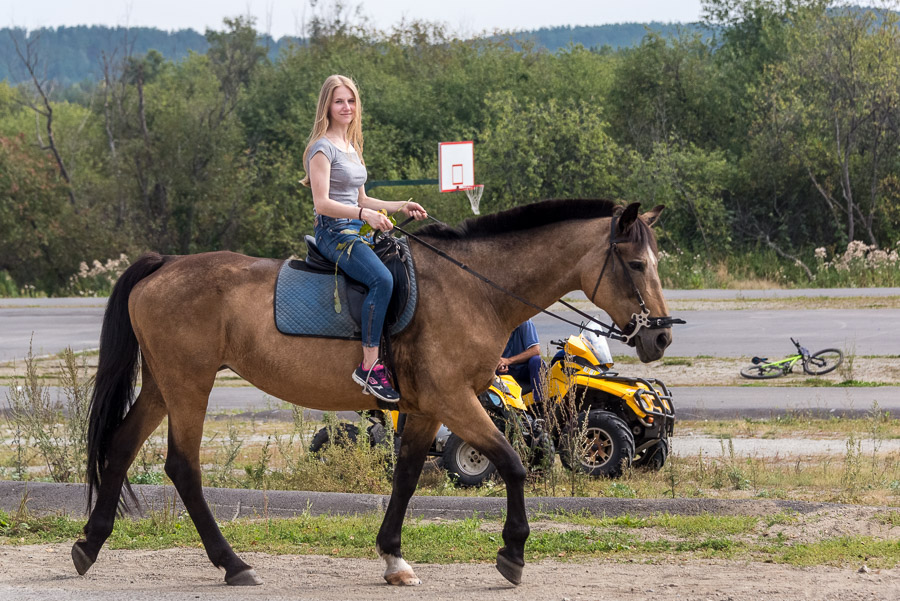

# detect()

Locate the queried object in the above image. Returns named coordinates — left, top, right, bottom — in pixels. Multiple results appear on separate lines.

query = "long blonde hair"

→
left=300, top=74, right=364, bottom=187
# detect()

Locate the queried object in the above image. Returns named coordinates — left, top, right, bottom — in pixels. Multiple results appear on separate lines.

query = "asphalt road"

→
left=0, top=304, right=105, bottom=362
left=533, top=308, right=900, bottom=358
left=2, top=289, right=899, bottom=363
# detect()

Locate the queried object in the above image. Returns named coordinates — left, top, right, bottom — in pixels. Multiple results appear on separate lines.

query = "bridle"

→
left=574, top=213, right=685, bottom=344
left=389, top=212, right=685, bottom=344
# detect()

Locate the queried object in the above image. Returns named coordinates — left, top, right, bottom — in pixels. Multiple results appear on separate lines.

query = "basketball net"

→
left=464, top=184, right=484, bottom=215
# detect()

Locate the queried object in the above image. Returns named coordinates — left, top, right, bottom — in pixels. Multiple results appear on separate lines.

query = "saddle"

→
left=274, top=234, right=418, bottom=340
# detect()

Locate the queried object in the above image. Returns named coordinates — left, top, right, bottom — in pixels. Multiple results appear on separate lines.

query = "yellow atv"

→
left=521, top=331, right=674, bottom=478
left=310, top=374, right=552, bottom=487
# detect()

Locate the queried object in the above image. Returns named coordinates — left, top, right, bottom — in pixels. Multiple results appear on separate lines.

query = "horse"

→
left=72, top=198, right=675, bottom=587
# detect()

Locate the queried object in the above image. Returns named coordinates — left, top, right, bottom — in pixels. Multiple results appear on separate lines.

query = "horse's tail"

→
left=86, top=252, right=168, bottom=510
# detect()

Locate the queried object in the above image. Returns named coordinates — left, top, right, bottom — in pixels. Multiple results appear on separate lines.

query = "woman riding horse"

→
left=73, top=199, right=674, bottom=588
left=302, top=74, right=428, bottom=402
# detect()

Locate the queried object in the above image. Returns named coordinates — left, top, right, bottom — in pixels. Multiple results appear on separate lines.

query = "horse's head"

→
left=582, top=202, right=672, bottom=363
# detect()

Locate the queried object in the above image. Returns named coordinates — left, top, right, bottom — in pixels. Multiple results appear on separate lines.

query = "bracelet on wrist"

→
left=358, top=207, right=364, bottom=220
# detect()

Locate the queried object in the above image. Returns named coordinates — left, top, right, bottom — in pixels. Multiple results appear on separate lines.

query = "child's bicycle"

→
left=740, top=338, right=843, bottom=379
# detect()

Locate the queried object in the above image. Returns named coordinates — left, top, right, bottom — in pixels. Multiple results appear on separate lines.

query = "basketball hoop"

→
left=463, top=184, right=484, bottom=215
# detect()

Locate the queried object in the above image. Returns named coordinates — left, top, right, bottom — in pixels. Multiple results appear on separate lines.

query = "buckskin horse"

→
left=72, top=199, right=676, bottom=587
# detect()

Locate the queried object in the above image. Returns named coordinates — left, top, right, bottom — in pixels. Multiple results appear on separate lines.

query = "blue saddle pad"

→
left=274, top=256, right=418, bottom=340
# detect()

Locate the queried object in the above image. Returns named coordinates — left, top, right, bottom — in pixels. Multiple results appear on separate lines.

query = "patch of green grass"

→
left=766, top=536, right=900, bottom=568
left=612, top=355, right=641, bottom=364
left=661, top=358, right=693, bottom=367
left=2, top=509, right=898, bottom=568
left=763, top=511, right=799, bottom=527
left=872, top=511, right=900, bottom=527
left=795, top=379, right=892, bottom=388
left=606, top=482, right=637, bottom=498
left=649, top=514, right=759, bottom=537
left=545, top=512, right=757, bottom=537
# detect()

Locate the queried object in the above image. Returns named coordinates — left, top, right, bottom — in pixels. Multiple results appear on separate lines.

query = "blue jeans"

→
left=507, top=355, right=546, bottom=403
left=314, top=215, right=393, bottom=348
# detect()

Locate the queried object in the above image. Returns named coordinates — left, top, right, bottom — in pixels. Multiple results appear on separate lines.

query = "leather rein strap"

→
left=390, top=214, right=684, bottom=344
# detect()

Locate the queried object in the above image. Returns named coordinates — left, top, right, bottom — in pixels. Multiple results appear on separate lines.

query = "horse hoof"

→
left=496, top=551, right=524, bottom=585
left=226, top=568, right=263, bottom=586
left=384, top=570, right=421, bottom=586
left=71, top=541, right=94, bottom=576
left=380, top=552, right=421, bottom=586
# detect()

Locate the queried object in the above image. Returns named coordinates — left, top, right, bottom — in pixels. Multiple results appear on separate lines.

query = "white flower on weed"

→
left=867, top=249, right=889, bottom=269
left=66, top=254, right=131, bottom=296
left=827, top=240, right=898, bottom=273
left=814, top=247, right=827, bottom=260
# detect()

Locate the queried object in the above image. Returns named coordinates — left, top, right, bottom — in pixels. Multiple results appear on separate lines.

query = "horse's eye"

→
left=628, top=261, right=646, bottom=272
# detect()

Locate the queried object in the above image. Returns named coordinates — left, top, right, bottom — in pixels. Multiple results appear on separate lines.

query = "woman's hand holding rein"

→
left=400, top=201, right=428, bottom=221
left=360, top=207, right=394, bottom=232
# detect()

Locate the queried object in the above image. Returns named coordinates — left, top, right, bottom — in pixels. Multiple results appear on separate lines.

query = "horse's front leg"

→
left=440, top=395, right=530, bottom=585
left=376, top=413, right=440, bottom=586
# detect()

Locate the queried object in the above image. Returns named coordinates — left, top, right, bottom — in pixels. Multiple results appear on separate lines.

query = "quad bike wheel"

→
left=528, top=431, right=556, bottom=472
left=309, top=423, right=360, bottom=454
left=443, top=433, right=497, bottom=487
left=633, top=438, right=669, bottom=471
left=559, top=410, right=635, bottom=478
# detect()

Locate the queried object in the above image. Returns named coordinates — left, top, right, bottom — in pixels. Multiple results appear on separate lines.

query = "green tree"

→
left=606, top=32, right=722, bottom=152
left=754, top=6, right=900, bottom=245
left=479, top=92, right=623, bottom=210
left=701, top=0, right=831, bottom=154
left=623, top=141, right=732, bottom=254
left=0, top=133, right=82, bottom=290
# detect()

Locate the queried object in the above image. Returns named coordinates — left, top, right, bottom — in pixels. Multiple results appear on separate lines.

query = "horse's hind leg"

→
left=376, top=414, right=441, bottom=586
left=162, top=383, right=261, bottom=586
left=73, top=365, right=167, bottom=574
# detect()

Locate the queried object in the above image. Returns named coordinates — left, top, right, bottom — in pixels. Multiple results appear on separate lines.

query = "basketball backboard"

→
left=438, top=141, right=474, bottom=192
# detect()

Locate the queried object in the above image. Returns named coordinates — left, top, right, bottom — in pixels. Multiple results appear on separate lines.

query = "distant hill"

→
left=0, top=25, right=296, bottom=86
left=510, top=22, right=707, bottom=51
left=0, top=22, right=706, bottom=86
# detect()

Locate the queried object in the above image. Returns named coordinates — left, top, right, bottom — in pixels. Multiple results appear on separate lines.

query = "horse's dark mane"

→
left=416, top=198, right=652, bottom=247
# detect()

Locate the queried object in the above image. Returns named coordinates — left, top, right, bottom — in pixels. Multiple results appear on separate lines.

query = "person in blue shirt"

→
left=497, top=320, right=544, bottom=402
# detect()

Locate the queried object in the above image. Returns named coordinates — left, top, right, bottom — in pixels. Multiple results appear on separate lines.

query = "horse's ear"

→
left=617, top=202, right=641, bottom=236
left=642, top=204, right=665, bottom=227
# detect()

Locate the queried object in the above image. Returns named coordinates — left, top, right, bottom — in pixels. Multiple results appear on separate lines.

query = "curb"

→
left=1, top=480, right=839, bottom=521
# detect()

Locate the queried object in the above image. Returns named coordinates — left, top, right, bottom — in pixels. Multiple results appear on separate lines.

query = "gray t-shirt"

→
left=306, top=137, right=368, bottom=210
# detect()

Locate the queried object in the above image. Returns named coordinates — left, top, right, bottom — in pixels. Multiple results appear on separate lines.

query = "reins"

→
left=389, top=212, right=684, bottom=344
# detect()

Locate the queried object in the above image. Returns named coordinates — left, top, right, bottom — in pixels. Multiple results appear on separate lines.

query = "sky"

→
left=4, top=0, right=709, bottom=38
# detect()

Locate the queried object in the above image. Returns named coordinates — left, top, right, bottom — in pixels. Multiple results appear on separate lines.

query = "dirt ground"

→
left=3, top=505, right=899, bottom=601
left=0, top=543, right=897, bottom=601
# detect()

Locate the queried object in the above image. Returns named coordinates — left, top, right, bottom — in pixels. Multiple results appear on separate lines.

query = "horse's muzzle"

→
left=634, top=327, right=672, bottom=362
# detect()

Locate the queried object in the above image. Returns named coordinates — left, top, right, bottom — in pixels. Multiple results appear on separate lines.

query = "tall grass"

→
left=3, top=354, right=900, bottom=505
left=4, top=344, right=91, bottom=482
left=658, top=241, right=900, bottom=289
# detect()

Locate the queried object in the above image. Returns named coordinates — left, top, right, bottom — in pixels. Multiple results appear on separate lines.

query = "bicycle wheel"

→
left=740, top=362, right=786, bottom=379
left=803, top=348, right=843, bottom=375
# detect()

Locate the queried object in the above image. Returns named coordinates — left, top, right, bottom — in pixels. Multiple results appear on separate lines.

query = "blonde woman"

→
left=301, top=74, right=427, bottom=403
